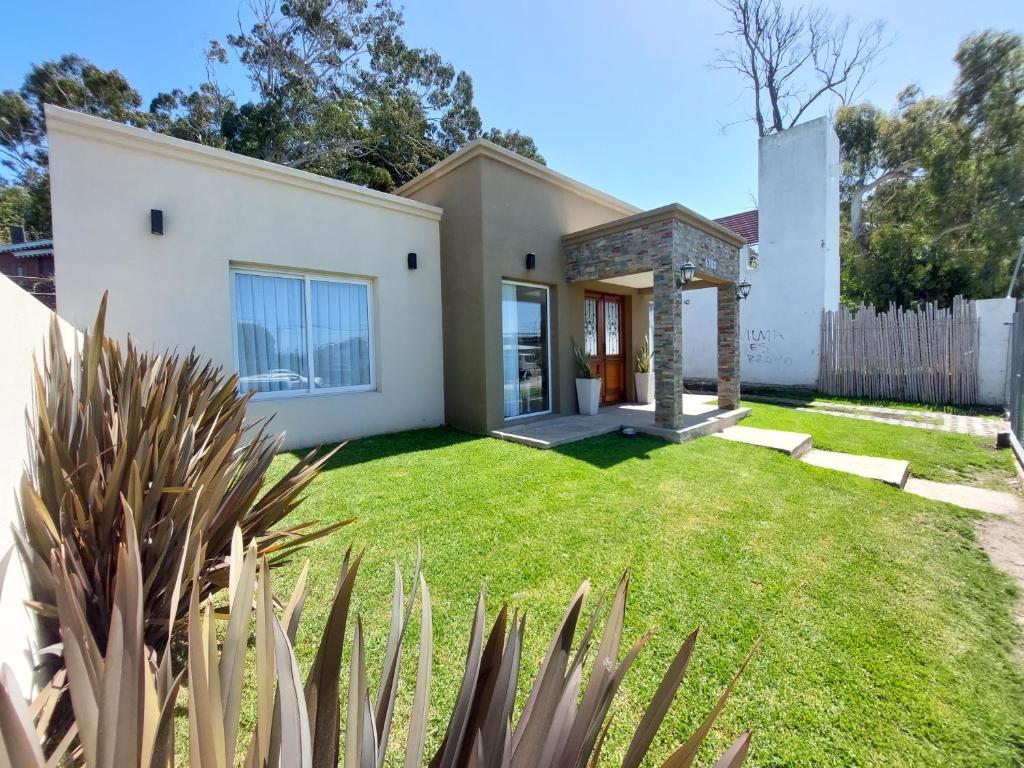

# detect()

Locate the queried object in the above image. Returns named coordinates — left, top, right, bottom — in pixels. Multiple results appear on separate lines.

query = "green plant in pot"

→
left=573, top=338, right=602, bottom=415
left=634, top=335, right=654, bottom=405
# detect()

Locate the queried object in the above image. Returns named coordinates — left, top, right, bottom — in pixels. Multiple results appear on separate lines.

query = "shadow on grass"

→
left=284, top=425, right=674, bottom=472
left=285, top=426, right=485, bottom=469
left=552, top=431, right=672, bottom=469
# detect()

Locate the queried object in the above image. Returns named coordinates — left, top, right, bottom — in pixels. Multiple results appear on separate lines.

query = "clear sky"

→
left=2, top=0, right=1020, bottom=218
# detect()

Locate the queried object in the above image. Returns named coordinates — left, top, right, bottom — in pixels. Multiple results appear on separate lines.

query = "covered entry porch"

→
left=491, top=396, right=749, bottom=448
left=562, top=203, right=747, bottom=430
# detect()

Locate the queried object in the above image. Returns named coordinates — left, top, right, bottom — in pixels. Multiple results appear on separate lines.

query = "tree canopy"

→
left=837, top=31, right=1023, bottom=307
left=0, top=0, right=543, bottom=241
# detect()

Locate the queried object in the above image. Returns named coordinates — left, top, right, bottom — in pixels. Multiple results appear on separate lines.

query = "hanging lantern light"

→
left=676, top=260, right=696, bottom=290
left=736, top=280, right=752, bottom=301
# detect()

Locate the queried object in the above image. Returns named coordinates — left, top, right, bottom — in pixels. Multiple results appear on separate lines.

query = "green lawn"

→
left=740, top=388, right=1006, bottom=417
left=742, top=401, right=1019, bottom=489
left=265, top=423, right=1024, bottom=767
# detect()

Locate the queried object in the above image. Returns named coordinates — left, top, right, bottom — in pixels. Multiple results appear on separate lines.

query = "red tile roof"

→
left=713, top=210, right=758, bottom=245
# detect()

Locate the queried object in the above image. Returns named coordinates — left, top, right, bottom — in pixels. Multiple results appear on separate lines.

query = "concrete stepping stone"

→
left=715, top=425, right=812, bottom=457
left=904, top=478, right=1024, bottom=516
left=800, top=448, right=910, bottom=488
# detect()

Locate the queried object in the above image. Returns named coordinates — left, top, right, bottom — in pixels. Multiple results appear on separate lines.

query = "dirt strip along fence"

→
left=818, top=297, right=980, bottom=405
left=1008, top=299, right=1024, bottom=442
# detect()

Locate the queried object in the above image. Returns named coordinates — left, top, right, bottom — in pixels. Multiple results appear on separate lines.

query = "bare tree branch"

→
left=713, top=0, right=888, bottom=136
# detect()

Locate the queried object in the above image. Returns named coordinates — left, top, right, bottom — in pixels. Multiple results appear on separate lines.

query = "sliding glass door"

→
left=502, top=281, right=550, bottom=418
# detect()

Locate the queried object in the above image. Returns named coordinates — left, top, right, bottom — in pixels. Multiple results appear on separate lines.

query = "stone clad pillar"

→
left=717, top=284, right=740, bottom=410
left=654, top=261, right=685, bottom=428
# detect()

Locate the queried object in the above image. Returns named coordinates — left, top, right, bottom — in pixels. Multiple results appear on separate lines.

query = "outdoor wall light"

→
left=407, top=252, right=417, bottom=270
left=150, top=209, right=164, bottom=235
left=676, top=259, right=696, bottom=289
left=525, top=252, right=536, bottom=270
left=736, top=280, right=752, bottom=301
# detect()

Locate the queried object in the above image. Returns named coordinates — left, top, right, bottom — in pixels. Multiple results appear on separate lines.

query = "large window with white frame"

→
left=502, top=280, right=551, bottom=419
left=232, top=268, right=374, bottom=397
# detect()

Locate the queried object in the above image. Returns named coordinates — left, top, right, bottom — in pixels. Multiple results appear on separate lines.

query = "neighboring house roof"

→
left=397, top=139, right=642, bottom=217
left=0, top=239, right=54, bottom=258
left=714, top=210, right=758, bottom=245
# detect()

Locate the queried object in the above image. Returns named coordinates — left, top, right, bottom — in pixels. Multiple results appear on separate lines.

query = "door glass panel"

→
left=584, top=298, right=598, bottom=356
left=604, top=299, right=620, bottom=356
left=502, top=282, right=550, bottom=418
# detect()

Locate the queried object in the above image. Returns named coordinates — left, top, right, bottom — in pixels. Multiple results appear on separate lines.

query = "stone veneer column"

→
left=717, top=285, right=740, bottom=409
left=653, top=262, right=685, bottom=428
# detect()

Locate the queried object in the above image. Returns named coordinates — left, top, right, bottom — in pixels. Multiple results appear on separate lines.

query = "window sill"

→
left=246, top=386, right=378, bottom=402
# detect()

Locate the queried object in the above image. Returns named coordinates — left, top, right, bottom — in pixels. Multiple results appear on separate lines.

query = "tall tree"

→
left=482, top=128, right=546, bottom=165
left=0, top=55, right=147, bottom=241
left=713, top=0, right=887, bottom=136
left=218, top=0, right=486, bottom=189
left=837, top=32, right=1024, bottom=307
left=0, top=2, right=544, bottom=237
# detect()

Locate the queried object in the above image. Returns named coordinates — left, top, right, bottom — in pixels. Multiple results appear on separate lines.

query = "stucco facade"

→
left=47, top=106, right=445, bottom=449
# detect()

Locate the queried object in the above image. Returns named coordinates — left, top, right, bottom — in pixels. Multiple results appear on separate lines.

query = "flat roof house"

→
left=47, top=106, right=746, bottom=450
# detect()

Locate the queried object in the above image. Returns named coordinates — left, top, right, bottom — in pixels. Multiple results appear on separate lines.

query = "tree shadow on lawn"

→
left=552, top=431, right=671, bottom=468
left=283, top=426, right=486, bottom=470
left=283, top=425, right=671, bottom=471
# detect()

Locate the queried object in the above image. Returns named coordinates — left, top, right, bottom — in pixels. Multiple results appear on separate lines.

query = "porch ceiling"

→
left=561, top=203, right=744, bottom=286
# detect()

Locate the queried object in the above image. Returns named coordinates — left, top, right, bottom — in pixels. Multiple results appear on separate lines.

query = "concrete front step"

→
left=800, top=448, right=910, bottom=488
left=714, top=425, right=813, bottom=457
left=904, top=478, right=1024, bottom=516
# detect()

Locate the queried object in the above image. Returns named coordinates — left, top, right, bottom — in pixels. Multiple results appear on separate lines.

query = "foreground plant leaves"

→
left=16, top=294, right=347, bottom=744
left=2, top=524, right=758, bottom=767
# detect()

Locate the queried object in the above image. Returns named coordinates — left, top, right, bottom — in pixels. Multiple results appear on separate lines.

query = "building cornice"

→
left=44, top=105, right=444, bottom=222
left=561, top=203, right=747, bottom=248
left=396, top=139, right=641, bottom=217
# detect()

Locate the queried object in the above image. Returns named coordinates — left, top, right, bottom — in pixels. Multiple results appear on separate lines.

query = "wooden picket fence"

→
left=818, top=297, right=980, bottom=405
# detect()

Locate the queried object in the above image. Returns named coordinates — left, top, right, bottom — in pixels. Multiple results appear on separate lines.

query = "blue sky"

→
left=2, top=0, right=1020, bottom=217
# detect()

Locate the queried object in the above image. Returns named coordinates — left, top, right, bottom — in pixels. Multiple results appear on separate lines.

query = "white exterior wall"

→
left=48, top=106, right=445, bottom=449
left=976, top=297, right=1016, bottom=406
left=682, top=116, right=840, bottom=387
left=0, top=277, right=81, bottom=694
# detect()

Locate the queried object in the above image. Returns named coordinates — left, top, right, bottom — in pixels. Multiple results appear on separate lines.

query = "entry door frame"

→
left=584, top=291, right=629, bottom=405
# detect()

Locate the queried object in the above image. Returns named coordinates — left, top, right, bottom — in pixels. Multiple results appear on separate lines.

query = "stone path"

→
left=718, top=422, right=1024, bottom=637
left=802, top=448, right=910, bottom=488
left=750, top=396, right=1007, bottom=438
left=714, top=425, right=811, bottom=457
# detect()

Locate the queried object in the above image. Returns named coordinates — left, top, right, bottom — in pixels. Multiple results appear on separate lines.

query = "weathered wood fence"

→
left=818, top=297, right=980, bottom=405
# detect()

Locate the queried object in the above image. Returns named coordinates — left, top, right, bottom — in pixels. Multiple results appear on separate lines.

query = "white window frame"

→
left=502, top=279, right=552, bottom=421
left=230, top=266, right=376, bottom=400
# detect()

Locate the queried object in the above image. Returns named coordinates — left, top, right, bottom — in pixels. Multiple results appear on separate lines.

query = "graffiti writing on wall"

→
left=745, top=328, right=792, bottom=367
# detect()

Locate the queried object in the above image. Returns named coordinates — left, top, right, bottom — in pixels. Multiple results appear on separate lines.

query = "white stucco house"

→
left=47, top=105, right=447, bottom=450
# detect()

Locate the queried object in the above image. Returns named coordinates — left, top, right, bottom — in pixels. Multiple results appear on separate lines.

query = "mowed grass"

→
left=742, top=401, right=1019, bottom=489
left=256, top=422, right=1024, bottom=767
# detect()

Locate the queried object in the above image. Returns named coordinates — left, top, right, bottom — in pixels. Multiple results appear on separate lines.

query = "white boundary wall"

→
left=683, top=117, right=841, bottom=388
left=976, top=297, right=1016, bottom=406
left=0, top=276, right=81, bottom=694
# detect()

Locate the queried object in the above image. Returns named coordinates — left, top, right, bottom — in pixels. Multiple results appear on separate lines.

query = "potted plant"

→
left=634, top=335, right=654, bottom=405
left=572, top=339, right=601, bottom=415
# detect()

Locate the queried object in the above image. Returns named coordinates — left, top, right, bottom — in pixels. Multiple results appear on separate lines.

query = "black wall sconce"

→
left=150, top=209, right=164, bottom=235
left=407, top=252, right=417, bottom=270
left=736, top=280, right=752, bottom=301
left=525, top=252, right=536, bottom=270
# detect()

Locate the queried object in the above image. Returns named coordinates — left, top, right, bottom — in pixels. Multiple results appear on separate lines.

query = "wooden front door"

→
left=584, top=292, right=627, bottom=404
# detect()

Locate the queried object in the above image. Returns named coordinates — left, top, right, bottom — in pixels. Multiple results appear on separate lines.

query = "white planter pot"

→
left=575, top=377, right=602, bottom=416
left=634, top=372, right=654, bottom=405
